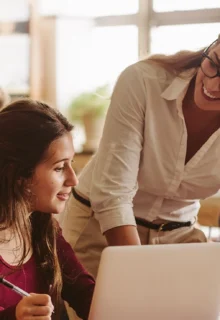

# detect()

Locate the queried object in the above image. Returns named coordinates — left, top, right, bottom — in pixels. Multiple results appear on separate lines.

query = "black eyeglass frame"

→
left=201, top=38, right=220, bottom=79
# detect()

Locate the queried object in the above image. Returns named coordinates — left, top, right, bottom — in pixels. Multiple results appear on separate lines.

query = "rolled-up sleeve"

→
left=90, top=64, right=146, bottom=233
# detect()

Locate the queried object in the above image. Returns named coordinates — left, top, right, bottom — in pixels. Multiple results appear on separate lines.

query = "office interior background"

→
left=0, top=0, right=220, bottom=237
left=1, top=1, right=220, bottom=110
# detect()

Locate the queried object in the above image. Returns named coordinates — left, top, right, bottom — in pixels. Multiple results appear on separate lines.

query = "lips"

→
left=202, top=85, right=220, bottom=101
left=57, top=193, right=70, bottom=201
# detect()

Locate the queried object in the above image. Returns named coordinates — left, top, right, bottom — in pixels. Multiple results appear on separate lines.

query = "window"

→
left=0, top=0, right=29, bottom=95
left=54, top=22, right=138, bottom=110
left=86, top=25, right=138, bottom=89
left=151, top=23, right=220, bottom=54
left=0, top=0, right=28, bottom=21
left=0, top=35, right=29, bottom=93
left=153, top=0, right=220, bottom=12
left=40, top=0, right=138, bottom=17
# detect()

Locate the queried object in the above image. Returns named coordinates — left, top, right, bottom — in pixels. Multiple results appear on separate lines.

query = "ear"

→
left=16, top=177, right=32, bottom=195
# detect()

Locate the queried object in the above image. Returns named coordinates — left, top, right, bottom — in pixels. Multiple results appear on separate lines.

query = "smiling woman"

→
left=30, top=132, right=77, bottom=214
left=62, top=34, right=220, bottom=281
left=0, top=99, right=94, bottom=320
left=194, top=37, right=220, bottom=110
left=201, top=49, right=220, bottom=79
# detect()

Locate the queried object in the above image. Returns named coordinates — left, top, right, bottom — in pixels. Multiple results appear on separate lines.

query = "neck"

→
left=0, top=227, right=32, bottom=265
left=183, top=77, right=220, bottom=126
left=0, top=228, right=15, bottom=243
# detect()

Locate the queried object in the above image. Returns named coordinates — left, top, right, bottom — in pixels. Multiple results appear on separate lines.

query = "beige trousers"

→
left=62, top=195, right=207, bottom=319
left=62, top=195, right=207, bottom=279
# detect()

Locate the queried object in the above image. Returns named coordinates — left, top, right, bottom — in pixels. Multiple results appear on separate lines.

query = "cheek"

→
left=31, top=177, right=55, bottom=196
left=195, top=68, right=204, bottom=86
left=44, top=176, right=63, bottom=196
left=194, top=70, right=204, bottom=101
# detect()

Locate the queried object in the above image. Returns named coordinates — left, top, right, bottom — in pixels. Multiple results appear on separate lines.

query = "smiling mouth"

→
left=57, top=193, right=70, bottom=201
left=202, top=85, right=220, bottom=101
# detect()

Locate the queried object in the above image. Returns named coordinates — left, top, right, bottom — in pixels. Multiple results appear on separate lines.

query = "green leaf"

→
left=68, top=84, right=111, bottom=122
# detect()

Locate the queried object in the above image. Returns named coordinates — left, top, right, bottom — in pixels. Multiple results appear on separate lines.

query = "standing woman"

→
left=0, top=100, right=95, bottom=319
left=63, top=35, right=220, bottom=278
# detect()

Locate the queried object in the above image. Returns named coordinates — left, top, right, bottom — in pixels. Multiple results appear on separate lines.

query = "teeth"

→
left=203, top=86, right=218, bottom=99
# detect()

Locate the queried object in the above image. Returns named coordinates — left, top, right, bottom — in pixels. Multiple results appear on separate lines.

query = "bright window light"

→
left=151, top=23, right=220, bottom=54
left=0, top=0, right=29, bottom=21
left=56, top=24, right=138, bottom=109
left=0, top=35, right=29, bottom=93
left=153, top=0, right=220, bottom=12
left=87, top=25, right=138, bottom=89
left=40, top=0, right=138, bottom=17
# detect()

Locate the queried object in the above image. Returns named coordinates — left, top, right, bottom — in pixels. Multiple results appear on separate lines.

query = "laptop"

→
left=89, top=243, right=220, bottom=320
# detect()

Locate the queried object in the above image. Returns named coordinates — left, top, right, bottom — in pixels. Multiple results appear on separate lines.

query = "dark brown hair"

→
left=147, top=35, right=220, bottom=76
left=0, top=99, right=73, bottom=318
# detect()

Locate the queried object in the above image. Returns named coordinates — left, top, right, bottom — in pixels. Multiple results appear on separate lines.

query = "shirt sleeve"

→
left=57, top=231, right=95, bottom=320
left=0, top=305, right=16, bottom=319
left=90, top=63, right=146, bottom=233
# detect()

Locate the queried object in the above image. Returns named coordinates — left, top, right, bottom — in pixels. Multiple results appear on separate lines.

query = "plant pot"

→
left=82, top=114, right=106, bottom=152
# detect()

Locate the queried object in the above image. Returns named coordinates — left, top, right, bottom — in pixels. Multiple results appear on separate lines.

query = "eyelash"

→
left=54, top=160, right=75, bottom=172
left=55, top=166, right=65, bottom=172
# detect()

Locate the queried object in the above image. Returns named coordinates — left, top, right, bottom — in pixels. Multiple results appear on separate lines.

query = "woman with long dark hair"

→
left=0, top=99, right=94, bottom=319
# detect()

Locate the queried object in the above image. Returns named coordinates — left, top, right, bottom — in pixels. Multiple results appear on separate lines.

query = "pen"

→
left=0, top=277, right=55, bottom=314
left=0, top=277, right=30, bottom=297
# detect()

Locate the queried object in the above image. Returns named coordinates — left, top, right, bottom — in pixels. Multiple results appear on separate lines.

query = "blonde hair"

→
left=147, top=35, right=220, bottom=76
left=0, top=88, right=10, bottom=110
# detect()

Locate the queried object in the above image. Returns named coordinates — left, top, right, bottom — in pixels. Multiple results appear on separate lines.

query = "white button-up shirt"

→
left=76, top=61, right=220, bottom=233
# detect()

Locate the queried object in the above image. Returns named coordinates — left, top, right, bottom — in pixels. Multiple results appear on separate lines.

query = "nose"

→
left=65, top=167, right=78, bottom=187
left=206, top=77, right=220, bottom=92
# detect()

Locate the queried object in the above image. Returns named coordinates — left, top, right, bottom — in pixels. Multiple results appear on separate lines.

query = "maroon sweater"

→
left=0, top=232, right=95, bottom=320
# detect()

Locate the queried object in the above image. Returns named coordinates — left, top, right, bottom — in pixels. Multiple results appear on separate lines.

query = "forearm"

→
left=104, top=225, right=141, bottom=246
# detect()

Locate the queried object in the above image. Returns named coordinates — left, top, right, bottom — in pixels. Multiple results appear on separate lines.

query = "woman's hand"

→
left=15, top=293, right=54, bottom=320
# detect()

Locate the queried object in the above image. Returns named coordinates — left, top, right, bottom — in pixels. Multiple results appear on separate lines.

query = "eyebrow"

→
left=213, top=51, right=220, bottom=66
left=52, top=157, right=73, bottom=165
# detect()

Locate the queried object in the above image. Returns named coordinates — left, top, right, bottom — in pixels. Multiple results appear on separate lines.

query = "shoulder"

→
left=115, top=61, right=173, bottom=98
left=120, top=60, right=171, bottom=83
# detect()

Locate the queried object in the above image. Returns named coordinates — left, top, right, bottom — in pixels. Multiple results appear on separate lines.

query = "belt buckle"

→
left=158, top=223, right=166, bottom=232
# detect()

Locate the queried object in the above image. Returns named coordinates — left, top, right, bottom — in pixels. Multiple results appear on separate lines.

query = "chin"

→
left=196, top=100, right=220, bottom=111
left=51, top=205, right=66, bottom=215
left=195, top=85, right=220, bottom=111
left=195, top=100, right=210, bottom=110
left=52, top=210, right=62, bottom=215
left=33, top=205, right=65, bottom=215
left=194, top=95, right=205, bottom=110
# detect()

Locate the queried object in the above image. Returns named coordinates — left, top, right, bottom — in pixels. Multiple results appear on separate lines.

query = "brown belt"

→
left=72, top=188, right=91, bottom=207
left=135, top=217, right=192, bottom=232
left=72, top=188, right=192, bottom=232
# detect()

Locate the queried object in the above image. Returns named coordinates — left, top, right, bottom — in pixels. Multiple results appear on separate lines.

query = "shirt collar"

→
left=161, top=68, right=197, bottom=101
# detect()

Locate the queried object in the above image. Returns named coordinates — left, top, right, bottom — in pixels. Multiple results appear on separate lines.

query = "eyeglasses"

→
left=201, top=38, right=220, bottom=78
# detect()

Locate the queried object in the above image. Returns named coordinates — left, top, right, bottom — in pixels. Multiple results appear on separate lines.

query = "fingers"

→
left=29, top=294, right=54, bottom=313
left=27, top=294, right=54, bottom=316
left=16, top=294, right=54, bottom=320
left=31, top=305, right=53, bottom=316
left=29, top=293, right=52, bottom=306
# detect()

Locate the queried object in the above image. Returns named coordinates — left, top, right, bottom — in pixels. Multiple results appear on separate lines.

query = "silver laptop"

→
left=89, top=243, right=220, bottom=320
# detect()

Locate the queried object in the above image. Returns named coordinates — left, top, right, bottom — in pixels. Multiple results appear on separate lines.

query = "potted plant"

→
left=68, top=85, right=110, bottom=152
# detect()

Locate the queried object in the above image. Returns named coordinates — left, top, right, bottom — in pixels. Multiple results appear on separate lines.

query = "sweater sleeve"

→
left=57, top=231, right=95, bottom=320
left=0, top=305, right=16, bottom=319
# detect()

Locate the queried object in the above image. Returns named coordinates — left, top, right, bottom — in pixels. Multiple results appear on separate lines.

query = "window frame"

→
left=93, top=0, right=220, bottom=56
